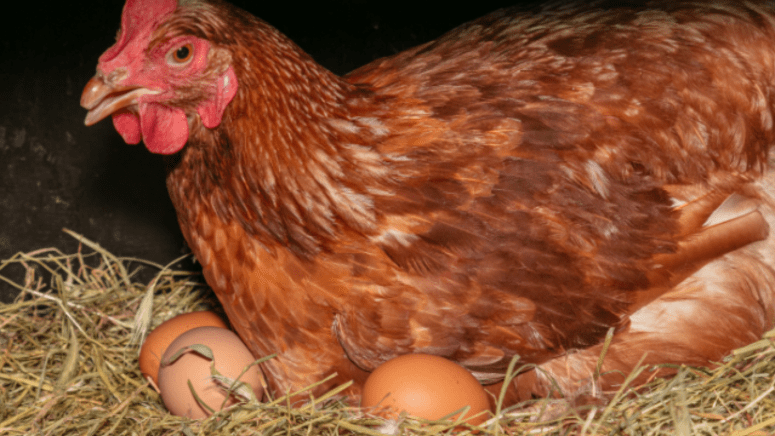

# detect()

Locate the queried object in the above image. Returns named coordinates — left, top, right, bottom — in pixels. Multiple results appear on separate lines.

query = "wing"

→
left=333, top=1, right=773, bottom=380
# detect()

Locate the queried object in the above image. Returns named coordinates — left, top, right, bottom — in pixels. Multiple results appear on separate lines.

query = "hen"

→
left=81, top=0, right=775, bottom=406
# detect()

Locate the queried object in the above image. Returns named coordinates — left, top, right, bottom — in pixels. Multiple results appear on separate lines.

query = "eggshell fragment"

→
left=139, top=311, right=228, bottom=386
left=157, top=326, right=264, bottom=419
left=361, top=354, right=491, bottom=425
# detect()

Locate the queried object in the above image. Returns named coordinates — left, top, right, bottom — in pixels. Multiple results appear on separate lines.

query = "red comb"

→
left=122, top=0, right=177, bottom=31
left=98, top=0, right=178, bottom=70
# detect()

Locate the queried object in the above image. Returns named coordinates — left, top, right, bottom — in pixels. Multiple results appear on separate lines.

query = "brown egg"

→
left=361, top=354, right=491, bottom=426
left=157, top=326, right=265, bottom=419
left=139, top=311, right=228, bottom=386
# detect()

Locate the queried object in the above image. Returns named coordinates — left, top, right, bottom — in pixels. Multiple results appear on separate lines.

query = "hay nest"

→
left=1, top=230, right=774, bottom=435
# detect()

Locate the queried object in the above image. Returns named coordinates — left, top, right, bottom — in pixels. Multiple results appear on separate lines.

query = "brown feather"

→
left=85, top=0, right=775, bottom=405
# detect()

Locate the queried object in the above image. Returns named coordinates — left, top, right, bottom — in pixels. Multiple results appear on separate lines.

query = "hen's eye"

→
left=170, top=43, right=194, bottom=64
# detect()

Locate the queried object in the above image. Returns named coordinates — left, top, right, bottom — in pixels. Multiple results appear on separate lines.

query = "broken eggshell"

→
left=157, top=326, right=265, bottom=418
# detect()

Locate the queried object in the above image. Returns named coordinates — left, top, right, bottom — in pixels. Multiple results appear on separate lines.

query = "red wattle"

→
left=139, top=102, right=189, bottom=155
left=112, top=111, right=142, bottom=144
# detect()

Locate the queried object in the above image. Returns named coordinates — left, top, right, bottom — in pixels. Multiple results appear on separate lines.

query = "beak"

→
left=81, top=74, right=160, bottom=126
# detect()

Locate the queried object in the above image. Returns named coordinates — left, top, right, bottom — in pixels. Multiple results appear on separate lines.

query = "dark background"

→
left=0, top=1, right=534, bottom=302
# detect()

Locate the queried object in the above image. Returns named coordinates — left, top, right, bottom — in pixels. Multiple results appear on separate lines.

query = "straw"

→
left=1, top=230, right=774, bottom=435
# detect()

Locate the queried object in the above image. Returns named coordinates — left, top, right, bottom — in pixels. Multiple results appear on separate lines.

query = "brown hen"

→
left=81, top=0, right=775, bottom=406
